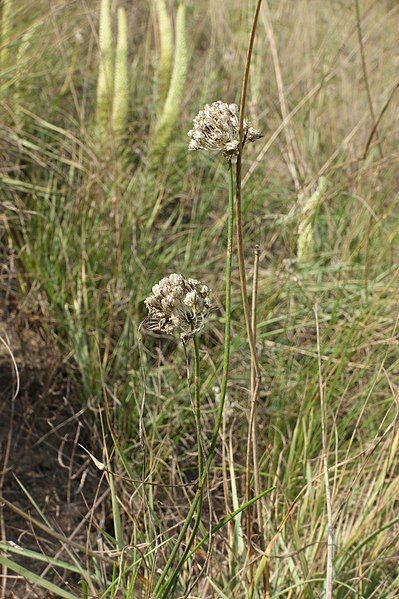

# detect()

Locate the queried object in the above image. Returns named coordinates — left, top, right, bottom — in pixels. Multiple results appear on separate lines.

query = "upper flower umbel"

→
left=188, top=101, right=262, bottom=160
left=144, top=273, right=212, bottom=341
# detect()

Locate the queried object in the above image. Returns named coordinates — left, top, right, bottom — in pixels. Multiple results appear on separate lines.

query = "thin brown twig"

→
left=363, top=80, right=399, bottom=159
left=250, top=245, right=260, bottom=403
left=236, top=0, right=264, bottom=590
left=355, top=0, right=383, bottom=159
left=237, top=0, right=263, bottom=380
left=248, top=244, right=269, bottom=594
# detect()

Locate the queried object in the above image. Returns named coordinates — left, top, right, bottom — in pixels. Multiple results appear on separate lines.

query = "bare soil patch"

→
left=0, top=299, right=102, bottom=597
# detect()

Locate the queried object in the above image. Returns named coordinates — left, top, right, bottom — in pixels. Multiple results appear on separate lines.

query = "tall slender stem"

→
left=247, top=247, right=261, bottom=517
left=154, top=162, right=235, bottom=597
left=236, top=0, right=263, bottom=370
left=193, top=335, right=203, bottom=480
left=164, top=335, right=205, bottom=598
left=314, top=306, right=334, bottom=599
left=235, top=0, right=264, bottom=589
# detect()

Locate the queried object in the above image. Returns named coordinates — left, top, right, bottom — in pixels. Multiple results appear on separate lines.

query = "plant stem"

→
left=236, top=0, right=262, bottom=379
left=154, top=162, right=235, bottom=597
left=193, top=335, right=204, bottom=480
left=164, top=335, right=205, bottom=597
left=187, top=485, right=275, bottom=560
left=247, top=245, right=266, bottom=574
left=355, top=0, right=383, bottom=159
left=236, top=0, right=264, bottom=589
left=314, top=306, right=334, bottom=599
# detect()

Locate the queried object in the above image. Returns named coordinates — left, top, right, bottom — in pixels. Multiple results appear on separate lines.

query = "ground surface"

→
left=0, top=298, right=102, bottom=597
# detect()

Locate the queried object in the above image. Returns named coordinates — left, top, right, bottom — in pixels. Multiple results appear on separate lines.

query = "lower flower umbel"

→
left=144, top=273, right=212, bottom=340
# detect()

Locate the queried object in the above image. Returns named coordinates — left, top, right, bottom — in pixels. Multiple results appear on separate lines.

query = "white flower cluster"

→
left=144, top=273, right=212, bottom=340
left=188, top=101, right=262, bottom=159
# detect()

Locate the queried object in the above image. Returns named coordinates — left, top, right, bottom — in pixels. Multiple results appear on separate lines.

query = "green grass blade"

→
left=0, top=556, right=80, bottom=599
left=0, top=542, right=85, bottom=575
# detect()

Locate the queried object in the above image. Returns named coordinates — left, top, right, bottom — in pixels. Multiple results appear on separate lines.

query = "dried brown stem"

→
left=355, top=0, right=383, bottom=159
left=236, top=0, right=264, bottom=590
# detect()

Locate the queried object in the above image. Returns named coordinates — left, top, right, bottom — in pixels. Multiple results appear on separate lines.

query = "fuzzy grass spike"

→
left=14, top=23, right=40, bottom=130
left=111, top=6, right=129, bottom=140
left=95, top=0, right=114, bottom=134
left=153, top=3, right=187, bottom=158
left=155, top=0, right=173, bottom=108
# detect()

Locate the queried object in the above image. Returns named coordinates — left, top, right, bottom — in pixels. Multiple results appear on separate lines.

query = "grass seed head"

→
left=188, top=100, right=262, bottom=160
left=95, top=0, right=114, bottom=135
left=153, top=3, right=187, bottom=158
left=144, top=273, right=212, bottom=340
left=111, top=7, right=129, bottom=138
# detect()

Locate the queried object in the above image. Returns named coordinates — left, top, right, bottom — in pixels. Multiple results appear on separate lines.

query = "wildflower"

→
left=144, top=273, right=212, bottom=340
left=188, top=100, right=262, bottom=160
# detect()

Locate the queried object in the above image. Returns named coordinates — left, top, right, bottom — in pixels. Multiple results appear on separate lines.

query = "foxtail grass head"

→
left=188, top=101, right=262, bottom=160
left=152, top=3, right=187, bottom=160
left=95, top=0, right=114, bottom=136
left=144, top=274, right=212, bottom=341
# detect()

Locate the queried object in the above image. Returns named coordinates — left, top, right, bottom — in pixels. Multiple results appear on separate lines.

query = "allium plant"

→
left=151, top=101, right=261, bottom=598
left=144, top=274, right=211, bottom=598
left=144, top=273, right=211, bottom=512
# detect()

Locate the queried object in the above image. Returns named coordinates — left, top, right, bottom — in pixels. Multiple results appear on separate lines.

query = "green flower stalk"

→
left=144, top=273, right=212, bottom=597
left=95, top=0, right=113, bottom=134
left=153, top=166, right=235, bottom=598
left=111, top=6, right=129, bottom=140
left=153, top=3, right=187, bottom=158
left=155, top=0, right=173, bottom=108
left=297, top=176, right=327, bottom=265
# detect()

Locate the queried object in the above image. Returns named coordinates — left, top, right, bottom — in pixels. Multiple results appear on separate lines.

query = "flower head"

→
left=188, top=100, right=262, bottom=160
left=144, top=273, right=212, bottom=340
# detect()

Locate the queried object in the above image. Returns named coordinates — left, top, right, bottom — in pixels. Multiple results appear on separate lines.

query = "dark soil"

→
left=0, top=299, right=102, bottom=598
